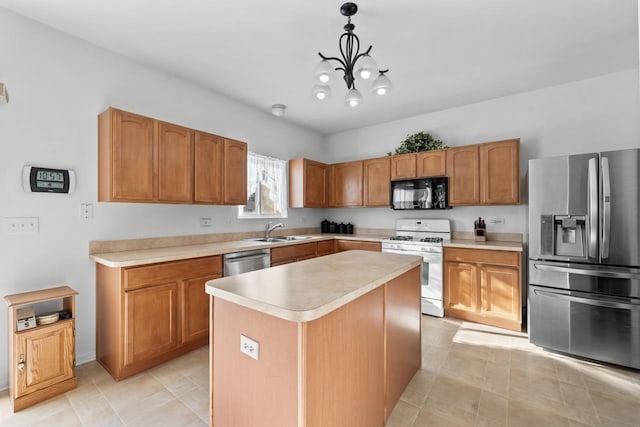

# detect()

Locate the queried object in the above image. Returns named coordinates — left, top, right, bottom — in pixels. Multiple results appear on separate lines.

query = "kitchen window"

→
left=238, top=152, right=288, bottom=219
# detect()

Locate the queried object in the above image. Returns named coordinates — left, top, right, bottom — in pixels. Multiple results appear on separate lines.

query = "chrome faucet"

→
left=265, top=222, right=285, bottom=240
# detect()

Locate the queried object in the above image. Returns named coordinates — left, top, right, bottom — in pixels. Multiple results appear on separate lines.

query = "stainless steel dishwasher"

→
left=223, top=249, right=271, bottom=276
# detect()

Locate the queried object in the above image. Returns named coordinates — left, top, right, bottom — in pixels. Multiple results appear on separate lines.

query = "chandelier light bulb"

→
left=314, top=60, right=337, bottom=85
left=371, top=71, right=392, bottom=96
left=344, top=88, right=363, bottom=107
left=312, top=84, right=331, bottom=101
left=355, top=54, right=378, bottom=80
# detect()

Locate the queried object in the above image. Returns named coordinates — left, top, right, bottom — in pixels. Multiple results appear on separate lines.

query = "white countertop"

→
left=205, top=250, right=422, bottom=322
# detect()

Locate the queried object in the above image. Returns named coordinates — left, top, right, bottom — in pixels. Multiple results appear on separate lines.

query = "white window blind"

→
left=238, top=152, right=288, bottom=219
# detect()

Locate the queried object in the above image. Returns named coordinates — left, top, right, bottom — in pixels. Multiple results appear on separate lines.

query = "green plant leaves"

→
left=388, top=131, right=447, bottom=155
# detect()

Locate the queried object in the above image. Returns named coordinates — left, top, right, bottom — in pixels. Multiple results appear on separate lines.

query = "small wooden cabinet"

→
left=99, top=107, right=247, bottom=205
left=447, top=144, right=480, bottom=205
left=480, top=139, right=520, bottom=204
left=444, top=248, right=521, bottom=331
left=99, top=109, right=156, bottom=202
left=4, top=286, right=78, bottom=412
left=335, top=239, right=382, bottom=252
left=416, top=149, right=447, bottom=177
left=289, top=158, right=329, bottom=208
left=194, top=131, right=224, bottom=204
left=223, top=138, right=248, bottom=205
left=316, top=240, right=336, bottom=257
left=157, top=121, right=194, bottom=203
left=390, top=153, right=417, bottom=180
left=97, top=256, right=221, bottom=380
left=329, top=161, right=364, bottom=207
left=363, top=157, right=391, bottom=207
left=271, top=242, right=318, bottom=266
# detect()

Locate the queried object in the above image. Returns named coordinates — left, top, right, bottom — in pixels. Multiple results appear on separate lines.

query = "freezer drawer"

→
left=529, top=285, right=640, bottom=369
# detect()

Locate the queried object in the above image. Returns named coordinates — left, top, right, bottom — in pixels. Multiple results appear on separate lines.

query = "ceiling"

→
left=1, top=0, right=638, bottom=134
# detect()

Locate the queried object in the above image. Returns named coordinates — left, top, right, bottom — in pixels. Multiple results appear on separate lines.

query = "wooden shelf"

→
left=4, top=285, right=78, bottom=307
left=14, top=318, right=74, bottom=336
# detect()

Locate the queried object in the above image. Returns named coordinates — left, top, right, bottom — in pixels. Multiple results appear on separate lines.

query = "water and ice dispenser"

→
left=540, top=214, right=587, bottom=259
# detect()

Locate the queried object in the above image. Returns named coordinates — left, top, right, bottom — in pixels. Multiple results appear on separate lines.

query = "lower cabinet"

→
left=271, top=242, right=318, bottom=266
left=444, top=248, right=521, bottom=331
left=316, top=240, right=336, bottom=257
left=97, top=256, right=221, bottom=380
left=335, top=239, right=382, bottom=253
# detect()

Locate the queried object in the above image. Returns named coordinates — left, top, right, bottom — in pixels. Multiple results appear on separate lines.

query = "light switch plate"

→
left=240, top=334, right=259, bottom=360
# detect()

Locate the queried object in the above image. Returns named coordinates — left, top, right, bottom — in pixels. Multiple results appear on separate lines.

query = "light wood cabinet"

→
left=416, top=149, right=447, bottom=177
left=97, top=256, right=221, bottom=380
left=289, top=158, right=328, bottom=208
left=271, top=242, right=317, bottom=266
left=194, top=132, right=223, bottom=204
left=223, top=138, right=248, bottom=205
left=444, top=248, right=521, bottom=331
left=4, top=286, right=78, bottom=412
left=480, top=139, right=520, bottom=204
left=99, top=107, right=247, bottom=205
left=363, top=157, right=391, bottom=207
left=329, top=160, right=363, bottom=207
left=317, top=240, right=336, bottom=257
left=99, top=109, right=156, bottom=202
left=335, top=239, right=382, bottom=252
left=390, top=153, right=416, bottom=180
left=447, top=144, right=480, bottom=205
left=157, top=121, right=193, bottom=203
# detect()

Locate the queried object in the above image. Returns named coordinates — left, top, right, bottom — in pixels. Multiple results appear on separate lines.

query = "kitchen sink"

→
left=245, top=236, right=313, bottom=243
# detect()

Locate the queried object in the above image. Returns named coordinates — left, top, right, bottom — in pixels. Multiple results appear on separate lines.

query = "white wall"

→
left=323, top=69, right=640, bottom=236
left=0, top=10, right=325, bottom=389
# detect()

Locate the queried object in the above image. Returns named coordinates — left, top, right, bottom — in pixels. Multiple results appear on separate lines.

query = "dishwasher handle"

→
left=224, top=253, right=270, bottom=263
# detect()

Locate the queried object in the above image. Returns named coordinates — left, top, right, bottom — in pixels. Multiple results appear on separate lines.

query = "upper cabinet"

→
left=447, top=139, right=520, bottom=206
left=447, top=145, right=480, bottom=205
left=329, top=160, right=363, bottom=207
left=390, top=153, right=416, bottom=180
left=480, top=139, right=520, bottom=205
left=363, top=157, right=390, bottom=207
left=99, top=109, right=156, bottom=202
left=194, top=132, right=224, bottom=204
left=98, top=108, right=247, bottom=205
left=416, top=149, right=447, bottom=177
left=223, top=138, right=248, bottom=205
left=289, top=158, right=328, bottom=208
left=157, top=121, right=193, bottom=203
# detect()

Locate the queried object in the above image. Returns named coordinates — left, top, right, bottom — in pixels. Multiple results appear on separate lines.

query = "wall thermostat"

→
left=23, top=165, right=76, bottom=194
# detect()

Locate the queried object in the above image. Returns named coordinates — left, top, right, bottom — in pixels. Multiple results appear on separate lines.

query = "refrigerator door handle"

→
left=533, top=289, right=640, bottom=311
left=534, top=263, right=640, bottom=280
left=601, top=156, right=611, bottom=259
left=587, top=157, right=598, bottom=259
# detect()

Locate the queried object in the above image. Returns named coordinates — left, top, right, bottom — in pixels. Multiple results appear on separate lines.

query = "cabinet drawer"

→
left=271, top=242, right=317, bottom=263
left=125, top=256, right=221, bottom=290
left=444, top=248, right=519, bottom=267
left=317, top=240, right=335, bottom=256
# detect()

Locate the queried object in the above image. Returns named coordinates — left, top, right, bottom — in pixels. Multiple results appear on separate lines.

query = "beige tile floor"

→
left=1, top=316, right=639, bottom=426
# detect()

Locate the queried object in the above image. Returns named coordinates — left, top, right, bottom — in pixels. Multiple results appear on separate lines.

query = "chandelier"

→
left=313, top=2, right=392, bottom=107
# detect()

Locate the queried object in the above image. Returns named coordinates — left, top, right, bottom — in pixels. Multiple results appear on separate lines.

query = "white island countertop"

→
left=205, top=250, right=422, bottom=322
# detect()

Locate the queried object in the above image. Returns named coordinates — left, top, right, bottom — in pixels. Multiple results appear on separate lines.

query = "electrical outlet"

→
left=81, top=203, right=94, bottom=220
left=240, top=334, right=260, bottom=360
left=488, top=217, right=506, bottom=225
left=4, top=217, right=39, bottom=234
left=200, top=218, right=212, bottom=227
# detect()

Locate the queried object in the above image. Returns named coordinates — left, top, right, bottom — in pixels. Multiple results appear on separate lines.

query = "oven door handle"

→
left=382, top=249, right=441, bottom=260
left=533, top=289, right=640, bottom=310
left=533, top=263, right=640, bottom=280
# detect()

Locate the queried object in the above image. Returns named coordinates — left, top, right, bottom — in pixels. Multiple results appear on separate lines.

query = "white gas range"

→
left=381, top=219, right=451, bottom=317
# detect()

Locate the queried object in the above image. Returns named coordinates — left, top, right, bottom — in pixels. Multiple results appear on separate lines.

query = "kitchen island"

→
left=205, top=250, right=422, bottom=427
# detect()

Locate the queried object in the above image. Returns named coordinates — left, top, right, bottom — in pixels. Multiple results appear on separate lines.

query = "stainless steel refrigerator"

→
left=528, top=148, right=640, bottom=369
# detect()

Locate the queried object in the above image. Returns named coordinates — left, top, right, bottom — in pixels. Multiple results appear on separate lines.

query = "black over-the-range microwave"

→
left=390, top=177, right=449, bottom=210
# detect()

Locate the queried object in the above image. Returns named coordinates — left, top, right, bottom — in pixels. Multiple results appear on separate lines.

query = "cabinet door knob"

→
left=17, top=354, right=25, bottom=375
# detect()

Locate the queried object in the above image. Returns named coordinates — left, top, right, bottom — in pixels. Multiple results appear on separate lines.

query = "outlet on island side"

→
left=240, top=334, right=260, bottom=360
left=200, top=218, right=212, bottom=227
